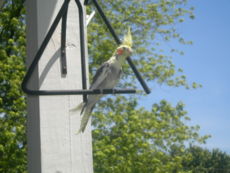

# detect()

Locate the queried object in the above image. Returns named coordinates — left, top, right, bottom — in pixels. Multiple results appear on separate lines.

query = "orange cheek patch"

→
left=117, top=49, right=123, bottom=55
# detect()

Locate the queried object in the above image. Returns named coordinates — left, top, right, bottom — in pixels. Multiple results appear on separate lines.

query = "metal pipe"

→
left=75, top=0, right=87, bottom=102
left=61, top=4, right=68, bottom=75
left=24, top=89, right=136, bottom=96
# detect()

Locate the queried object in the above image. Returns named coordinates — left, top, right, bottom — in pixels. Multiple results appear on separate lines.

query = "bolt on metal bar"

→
left=91, top=0, right=151, bottom=94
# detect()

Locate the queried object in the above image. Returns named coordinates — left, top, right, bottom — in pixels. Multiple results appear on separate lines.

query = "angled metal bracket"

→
left=21, top=0, right=136, bottom=101
left=86, top=10, right=95, bottom=26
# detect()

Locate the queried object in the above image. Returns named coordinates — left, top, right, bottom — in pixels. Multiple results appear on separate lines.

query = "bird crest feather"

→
left=121, top=27, right=132, bottom=48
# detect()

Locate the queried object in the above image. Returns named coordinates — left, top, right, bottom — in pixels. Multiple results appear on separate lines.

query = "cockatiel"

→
left=75, top=28, right=133, bottom=133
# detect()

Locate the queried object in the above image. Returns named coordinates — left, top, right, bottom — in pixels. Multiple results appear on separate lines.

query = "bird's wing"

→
left=90, top=62, right=111, bottom=89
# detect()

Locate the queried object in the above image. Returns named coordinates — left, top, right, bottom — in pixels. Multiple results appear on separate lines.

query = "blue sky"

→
left=141, top=0, right=230, bottom=153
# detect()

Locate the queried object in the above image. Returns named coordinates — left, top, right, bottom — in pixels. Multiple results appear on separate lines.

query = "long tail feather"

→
left=77, top=104, right=95, bottom=134
left=70, top=102, right=84, bottom=113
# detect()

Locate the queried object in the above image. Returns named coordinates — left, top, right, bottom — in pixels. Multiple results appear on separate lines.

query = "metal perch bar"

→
left=23, top=88, right=136, bottom=96
left=75, top=0, right=88, bottom=102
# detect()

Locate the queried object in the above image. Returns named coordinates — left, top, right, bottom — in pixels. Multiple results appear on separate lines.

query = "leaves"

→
left=0, top=0, right=26, bottom=172
left=92, top=96, right=209, bottom=173
left=182, top=146, right=230, bottom=173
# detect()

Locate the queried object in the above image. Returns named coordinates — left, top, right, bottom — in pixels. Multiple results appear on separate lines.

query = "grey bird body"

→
left=77, top=45, right=132, bottom=133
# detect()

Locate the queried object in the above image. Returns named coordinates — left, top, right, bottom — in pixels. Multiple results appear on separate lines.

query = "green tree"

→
left=0, top=0, right=26, bottom=172
left=92, top=97, right=209, bottom=173
left=182, top=146, right=230, bottom=173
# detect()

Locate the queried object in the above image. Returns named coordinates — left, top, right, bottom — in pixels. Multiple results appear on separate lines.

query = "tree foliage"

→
left=92, top=96, right=209, bottom=173
left=182, top=146, right=230, bottom=173
left=0, top=0, right=26, bottom=172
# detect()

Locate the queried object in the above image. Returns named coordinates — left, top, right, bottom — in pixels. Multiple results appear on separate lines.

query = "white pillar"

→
left=25, top=0, right=93, bottom=172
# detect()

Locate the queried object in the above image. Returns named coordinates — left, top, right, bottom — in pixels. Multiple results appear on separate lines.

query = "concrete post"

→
left=25, top=0, right=93, bottom=172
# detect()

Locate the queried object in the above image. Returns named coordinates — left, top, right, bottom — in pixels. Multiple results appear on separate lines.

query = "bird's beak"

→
left=128, top=48, right=133, bottom=54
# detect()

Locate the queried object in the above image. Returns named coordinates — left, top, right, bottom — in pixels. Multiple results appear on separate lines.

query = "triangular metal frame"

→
left=22, top=0, right=150, bottom=101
